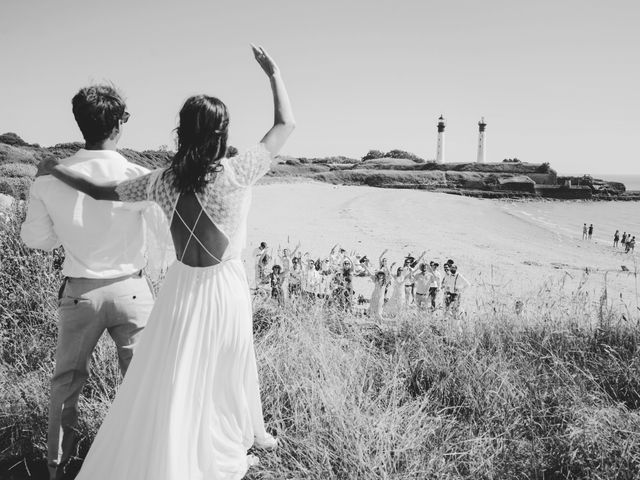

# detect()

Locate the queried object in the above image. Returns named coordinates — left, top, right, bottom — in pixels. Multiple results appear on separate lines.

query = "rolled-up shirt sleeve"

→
left=20, top=182, right=61, bottom=250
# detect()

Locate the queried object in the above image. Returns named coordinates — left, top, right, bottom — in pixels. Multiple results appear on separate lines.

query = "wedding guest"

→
left=254, top=241, right=268, bottom=287
left=269, top=264, right=285, bottom=306
left=442, top=264, right=471, bottom=314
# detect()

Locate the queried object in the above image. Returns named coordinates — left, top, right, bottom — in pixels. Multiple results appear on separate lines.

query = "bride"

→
left=38, top=45, right=294, bottom=480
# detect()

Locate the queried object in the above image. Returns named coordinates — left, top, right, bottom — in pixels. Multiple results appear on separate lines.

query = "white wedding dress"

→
left=75, top=144, right=274, bottom=480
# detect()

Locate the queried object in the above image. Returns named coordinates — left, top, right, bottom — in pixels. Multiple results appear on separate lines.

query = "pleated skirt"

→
left=75, top=259, right=267, bottom=480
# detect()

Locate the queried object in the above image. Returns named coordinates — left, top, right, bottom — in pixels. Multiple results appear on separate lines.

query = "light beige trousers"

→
left=47, top=273, right=154, bottom=476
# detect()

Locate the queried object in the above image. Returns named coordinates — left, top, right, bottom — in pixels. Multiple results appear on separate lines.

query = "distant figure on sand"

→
left=588, top=224, right=594, bottom=240
left=385, top=252, right=425, bottom=316
left=254, top=241, right=268, bottom=286
left=333, top=259, right=355, bottom=311
left=614, top=230, right=620, bottom=247
left=427, top=262, right=442, bottom=309
left=414, top=261, right=440, bottom=310
left=626, top=236, right=636, bottom=253
left=622, top=232, right=628, bottom=247
left=269, top=265, right=285, bottom=306
left=582, top=223, right=588, bottom=240
left=366, top=268, right=387, bottom=321
left=257, top=251, right=271, bottom=286
left=403, top=254, right=417, bottom=304
left=378, top=248, right=392, bottom=300
left=278, top=243, right=299, bottom=274
left=442, top=264, right=471, bottom=314
left=38, top=44, right=295, bottom=479
left=287, top=256, right=303, bottom=298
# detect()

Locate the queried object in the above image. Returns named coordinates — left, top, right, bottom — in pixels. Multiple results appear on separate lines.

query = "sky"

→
left=1, top=0, right=639, bottom=175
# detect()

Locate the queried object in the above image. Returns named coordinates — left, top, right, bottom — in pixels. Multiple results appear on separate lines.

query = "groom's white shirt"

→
left=21, top=149, right=149, bottom=279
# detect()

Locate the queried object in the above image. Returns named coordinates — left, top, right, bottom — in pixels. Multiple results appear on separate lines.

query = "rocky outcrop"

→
left=535, top=185, right=592, bottom=199
left=497, top=176, right=536, bottom=193
left=357, top=158, right=421, bottom=170
left=269, top=163, right=331, bottom=177
left=557, top=175, right=626, bottom=194
left=310, top=170, right=447, bottom=188
left=264, top=157, right=631, bottom=200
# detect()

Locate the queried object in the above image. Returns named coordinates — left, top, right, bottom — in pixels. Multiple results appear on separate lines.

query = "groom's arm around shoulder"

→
left=20, top=177, right=61, bottom=251
left=120, top=162, right=152, bottom=210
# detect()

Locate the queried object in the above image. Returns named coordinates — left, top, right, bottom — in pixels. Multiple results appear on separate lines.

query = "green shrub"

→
left=362, top=149, right=424, bottom=163
left=0, top=132, right=30, bottom=147
left=362, top=149, right=385, bottom=161
left=0, top=176, right=32, bottom=200
left=0, top=163, right=37, bottom=178
left=536, top=162, right=551, bottom=173
left=386, top=149, right=425, bottom=163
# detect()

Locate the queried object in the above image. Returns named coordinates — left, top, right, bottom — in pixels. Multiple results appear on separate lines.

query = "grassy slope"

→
left=2, top=204, right=640, bottom=479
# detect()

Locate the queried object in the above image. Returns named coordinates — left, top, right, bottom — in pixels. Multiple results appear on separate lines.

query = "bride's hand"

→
left=36, top=155, right=60, bottom=177
left=251, top=44, right=280, bottom=77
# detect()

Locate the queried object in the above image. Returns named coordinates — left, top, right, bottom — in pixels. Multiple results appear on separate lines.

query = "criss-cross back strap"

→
left=173, top=205, right=223, bottom=264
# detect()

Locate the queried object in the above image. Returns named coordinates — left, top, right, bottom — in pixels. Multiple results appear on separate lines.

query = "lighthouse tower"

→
left=436, top=115, right=446, bottom=164
left=477, top=117, right=487, bottom=163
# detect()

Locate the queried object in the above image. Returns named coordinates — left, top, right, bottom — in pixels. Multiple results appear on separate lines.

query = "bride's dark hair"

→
left=170, top=95, right=229, bottom=193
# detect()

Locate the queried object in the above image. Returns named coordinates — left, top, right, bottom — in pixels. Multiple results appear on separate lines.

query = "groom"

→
left=21, top=85, right=154, bottom=480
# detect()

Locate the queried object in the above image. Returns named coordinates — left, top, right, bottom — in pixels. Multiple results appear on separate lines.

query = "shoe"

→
left=254, top=433, right=278, bottom=450
left=48, top=464, right=65, bottom=480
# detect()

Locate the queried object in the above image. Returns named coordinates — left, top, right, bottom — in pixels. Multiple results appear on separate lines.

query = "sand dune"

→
left=245, top=182, right=639, bottom=311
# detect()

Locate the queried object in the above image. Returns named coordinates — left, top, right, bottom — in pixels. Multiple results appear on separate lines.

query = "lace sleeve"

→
left=227, top=143, right=273, bottom=186
left=115, top=172, right=155, bottom=202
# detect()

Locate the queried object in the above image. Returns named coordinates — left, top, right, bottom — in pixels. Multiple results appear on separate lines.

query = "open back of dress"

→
left=170, top=192, right=229, bottom=268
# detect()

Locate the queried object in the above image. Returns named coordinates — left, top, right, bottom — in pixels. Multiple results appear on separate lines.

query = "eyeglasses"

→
left=121, top=111, right=130, bottom=124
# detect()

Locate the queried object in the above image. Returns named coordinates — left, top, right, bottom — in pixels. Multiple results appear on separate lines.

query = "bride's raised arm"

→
left=252, top=44, right=295, bottom=155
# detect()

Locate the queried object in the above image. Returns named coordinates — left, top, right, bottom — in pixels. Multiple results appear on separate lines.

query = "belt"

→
left=59, top=270, right=143, bottom=299
left=66, top=270, right=143, bottom=283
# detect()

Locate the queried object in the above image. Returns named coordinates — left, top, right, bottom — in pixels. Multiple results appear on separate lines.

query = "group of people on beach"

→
left=613, top=230, right=636, bottom=253
left=252, top=242, right=471, bottom=318
left=582, top=224, right=636, bottom=254
left=582, top=223, right=594, bottom=240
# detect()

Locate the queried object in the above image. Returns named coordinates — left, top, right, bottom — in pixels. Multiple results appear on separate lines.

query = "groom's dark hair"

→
left=72, top=84, right=126, bottom=144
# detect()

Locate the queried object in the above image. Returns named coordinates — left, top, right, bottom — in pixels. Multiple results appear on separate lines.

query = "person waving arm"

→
left=252, top=44, right=296, bottom=156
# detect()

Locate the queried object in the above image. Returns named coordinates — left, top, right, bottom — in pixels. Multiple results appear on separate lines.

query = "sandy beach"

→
left=246, top=182, right=639, bottom=313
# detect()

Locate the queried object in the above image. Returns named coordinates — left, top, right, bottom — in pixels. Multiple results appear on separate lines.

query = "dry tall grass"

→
left=1, top=206, right=640, bottom=479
